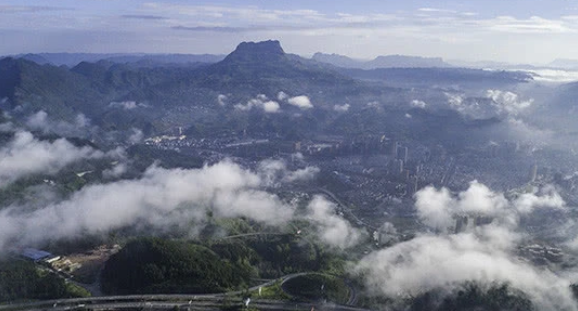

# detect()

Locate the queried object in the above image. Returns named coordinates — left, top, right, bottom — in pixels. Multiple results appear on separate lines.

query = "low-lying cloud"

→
left=411, top=99, right=427, bottom=108
left=444, top=90, right=533, bottom=120
left=287, top=95, right=314, bottom=110
left=108, top=101, right=147, bottom=110
left=217, top=94, right=228, bottom=106
left=486, top=89, right=533, bottom=115
left=258, top=159, right=320, bottom=186
left=0, top=159, right=358, bottom=253
left=234, top=94, right=280, bottom=113
left=26, top=111, right=93, bottom=135
left=333, top=103, right=350, bottom=112
left=306, top=196, right=361, bottom=249
left=0, top=131, right=110, bottom=187
left=356, top=181, right=576, bottom=310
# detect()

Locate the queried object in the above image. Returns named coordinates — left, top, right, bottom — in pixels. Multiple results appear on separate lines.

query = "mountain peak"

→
left=223, top=40, right=286, bottom=63
left=236, top=40, right=284, bottom=54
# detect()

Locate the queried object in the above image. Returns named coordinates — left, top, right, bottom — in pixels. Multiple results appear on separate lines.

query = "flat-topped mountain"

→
left=221, top=40, right=285, bottom=64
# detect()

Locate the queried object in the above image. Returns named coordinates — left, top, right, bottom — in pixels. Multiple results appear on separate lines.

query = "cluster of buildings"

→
left=519, top=244, right=564, bottom=265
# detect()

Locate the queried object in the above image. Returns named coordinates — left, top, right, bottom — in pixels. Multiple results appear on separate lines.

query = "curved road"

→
left=279, top=273, right=358, bottom=306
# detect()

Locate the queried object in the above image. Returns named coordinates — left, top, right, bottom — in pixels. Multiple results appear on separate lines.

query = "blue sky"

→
left=2, top=0, right=578, bottom=64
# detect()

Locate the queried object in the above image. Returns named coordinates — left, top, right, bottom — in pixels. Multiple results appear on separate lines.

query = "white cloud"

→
left=333, top=103, right=350, bottom=112
left=487, top=16, right=571, bottom=34
left=418, top=8, right=457, bottom=14
left=306, top=196, right=361, bottom=249
left=0, top=131, right=107, bottom=187
left=0, top=159, right=357, bottom=253
left=287, top=95, right=314, bottom=109
left=526, top=69, right=578, bottom=83
left=217, top=94, right=228, bottom=106
left=234, top=94, right=281, bottom=113
left=5, top=3, right=578, bottom=64
left=25, top=110, right=49, bottom=130
left=444, top=91, right=533, bottom=120
left=257, top=159, right=319, bottom=186
left=0, top=161, right=290, bottom=250
left=75, top=114, right=90, bottom=128
left=513, top=185, right=565, bottom=213
left=415, top=181, right=563, bottom=232
left=356, top=231, right=575, bottom=310
left=486, top=89, right=533, bottom=115
left=128, top=128, right=144, bottom=144
left=108, top=101, right=145, bottom=110
left=414, top=186, right=455, bottom=230
left=277, top=91, right=289, bottom=101
left=25, top=111, right=94, bottom=136
left=411, top=100, right=427, bottom=108
left=505, top=117, right=554, bottom=143
left=357, top=181, right=575, bottom=310
left=445, top=92, right=464, bottom=107
left=102, top=162, right=128, bottom=179
left=262, top=101, right=280, bottom=113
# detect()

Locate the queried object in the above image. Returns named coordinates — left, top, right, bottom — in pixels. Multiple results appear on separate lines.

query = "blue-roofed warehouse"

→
left=20, top=248, right=57, bottom=262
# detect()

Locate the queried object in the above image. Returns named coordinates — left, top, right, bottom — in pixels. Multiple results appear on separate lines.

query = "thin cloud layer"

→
left=410, top=99, right=427, bottom=108
left=108, top=101, right=147, bottom=110
left=3, top=2, right=578, bottom=63
left=26, top=110, right=93, bottom=135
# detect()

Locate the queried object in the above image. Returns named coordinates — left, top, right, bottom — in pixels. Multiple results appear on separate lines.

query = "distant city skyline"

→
left=2, top=0, right=578, bottom=65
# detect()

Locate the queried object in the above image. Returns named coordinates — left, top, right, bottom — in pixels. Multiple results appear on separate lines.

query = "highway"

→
left=0, top=190, right=365, bottom=311
left=0, top=294, right=371, bottom=311
left=221, top=232, right=289, bottom=239
left=0, top=272, right=366, bottom=311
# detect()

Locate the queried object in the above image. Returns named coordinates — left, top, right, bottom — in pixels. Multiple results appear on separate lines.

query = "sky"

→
left=2, top=0, right=578, bottom=64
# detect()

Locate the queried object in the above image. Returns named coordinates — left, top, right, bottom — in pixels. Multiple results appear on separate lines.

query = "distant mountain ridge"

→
left=0, top=39, right=534, bottom=140
left=548, top=58, right=578, bottom=69
left=5, top=53, right=226, bottom=67
left=312, top=52, right=452, bottom=69
left=0, top=40, right=355, bottom=135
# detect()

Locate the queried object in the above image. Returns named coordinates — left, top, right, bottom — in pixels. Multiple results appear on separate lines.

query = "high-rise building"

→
left=294, top=141, right=301, bottom=152
left=530, top=164, right=538, bottom=183
left=394, top=159, right=404, bottom=174
left=454, top=216, right=469, bottom=234
left=400, top=146, right=409, bottom=162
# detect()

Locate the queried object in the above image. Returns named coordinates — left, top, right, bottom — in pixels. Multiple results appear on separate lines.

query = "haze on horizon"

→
left=2, top=0, right=578, bottom=65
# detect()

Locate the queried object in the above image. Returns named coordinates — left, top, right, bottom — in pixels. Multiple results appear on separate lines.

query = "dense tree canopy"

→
left=101, top=237, right=250, bottom=294
left=0, top=261, right=84, bottom=302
